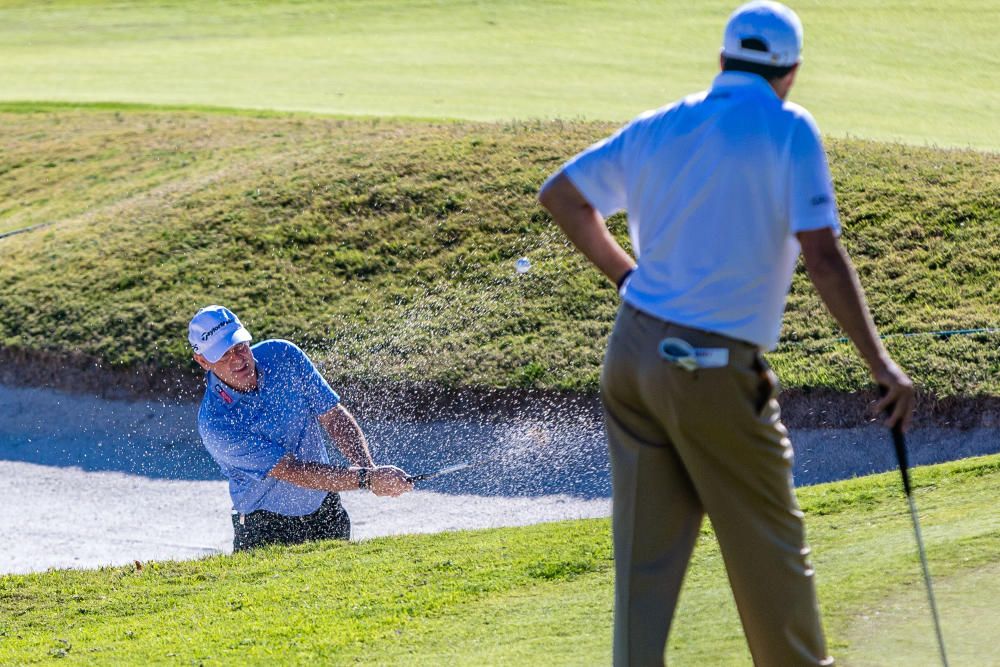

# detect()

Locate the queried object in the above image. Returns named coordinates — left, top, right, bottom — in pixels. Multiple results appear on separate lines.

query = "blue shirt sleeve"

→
left=280, top=340, right=341, bottom=416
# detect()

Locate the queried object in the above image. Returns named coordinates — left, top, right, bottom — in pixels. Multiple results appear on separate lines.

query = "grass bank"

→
left=0, top=111, right=997, bottom=401
left=1, top=453, right=998, bottom=665
left=0, top=0, right=997, bottom=150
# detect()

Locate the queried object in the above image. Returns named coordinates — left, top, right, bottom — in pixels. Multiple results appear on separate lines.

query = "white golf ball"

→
left=515, top=257, right=531, bottom=274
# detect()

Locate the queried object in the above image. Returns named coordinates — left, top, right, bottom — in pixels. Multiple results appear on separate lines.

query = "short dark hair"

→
left=722, top=37, right=796, bottom=81
left=721, top=56, right=796, bottom=82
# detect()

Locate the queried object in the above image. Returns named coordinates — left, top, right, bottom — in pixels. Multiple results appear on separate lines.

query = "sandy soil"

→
left=0, top=460, right=611, bottom=575
left=1, top=383, right=996, bottom=575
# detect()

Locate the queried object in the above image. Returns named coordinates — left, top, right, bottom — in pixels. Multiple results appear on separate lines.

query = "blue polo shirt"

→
left=197, top=339, right=341, bottom=516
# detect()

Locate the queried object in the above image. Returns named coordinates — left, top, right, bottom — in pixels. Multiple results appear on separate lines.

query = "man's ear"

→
left=772, top=63, right=799, bottom=100
left=193, top=353, right=212, bottom=371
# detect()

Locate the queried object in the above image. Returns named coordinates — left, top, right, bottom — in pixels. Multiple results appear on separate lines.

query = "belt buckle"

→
left=659, top=337, right=699, bottom=372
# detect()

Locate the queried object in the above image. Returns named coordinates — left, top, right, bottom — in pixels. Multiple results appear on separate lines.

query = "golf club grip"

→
left=878, top=385, right=912, bottom=496
left=890, top=423, right=912, bottom=496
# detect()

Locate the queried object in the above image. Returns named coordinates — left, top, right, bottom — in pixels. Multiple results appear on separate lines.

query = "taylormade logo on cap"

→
left=188, top=305, right=253, bottom=363
left=721, top=1, right=803, bottom=67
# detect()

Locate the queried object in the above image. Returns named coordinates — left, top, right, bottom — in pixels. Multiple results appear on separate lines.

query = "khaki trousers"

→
left=602, top=304, right=832, bottom=667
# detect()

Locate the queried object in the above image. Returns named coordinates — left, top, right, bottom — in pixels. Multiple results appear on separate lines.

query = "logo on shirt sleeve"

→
left=810, top=194, right=831, bottom=206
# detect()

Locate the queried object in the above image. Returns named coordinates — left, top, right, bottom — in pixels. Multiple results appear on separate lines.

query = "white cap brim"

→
left=200, top=326, right=252, bottom=363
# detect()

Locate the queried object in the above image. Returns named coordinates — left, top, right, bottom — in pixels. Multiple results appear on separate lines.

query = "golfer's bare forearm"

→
left=539, top=173, right=635, bottom=285
left=799, top=229, right=890, bottom=373
left=333, top=430, right=374, bottom=468
left=268, top=456, right=361, bottom=492
left=318, top=405, right=375, bottom=467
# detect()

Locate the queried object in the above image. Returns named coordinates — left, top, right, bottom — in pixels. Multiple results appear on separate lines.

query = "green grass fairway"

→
left=846, top=563, right=1000, bottom=666
left=1, top=454, right=998, bottom=665
left=0, top=0, right=997, bottom=150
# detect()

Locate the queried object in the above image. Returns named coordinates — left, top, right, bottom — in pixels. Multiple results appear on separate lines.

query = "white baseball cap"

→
left=188, top=305, right=252, bottom=363
left=721, top=1, right=803, bottom=67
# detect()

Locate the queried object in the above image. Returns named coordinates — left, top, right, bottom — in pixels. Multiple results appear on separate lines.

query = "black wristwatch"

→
left=616, top=267, right=635, bottom=293
left=357, top=467, right=372, bottom=491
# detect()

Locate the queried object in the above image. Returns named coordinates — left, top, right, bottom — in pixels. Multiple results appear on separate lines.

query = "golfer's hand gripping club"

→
left=368, top=465, right=413, bottom=497
left=872, top=363, right=915, bottom=431
left=878, top=384, right=914, bottom=494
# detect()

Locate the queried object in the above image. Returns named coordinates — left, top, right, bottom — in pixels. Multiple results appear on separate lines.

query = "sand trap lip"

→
left=0, top=460, right=612, bottom=575
left=1, top=383, right=997, bottom=575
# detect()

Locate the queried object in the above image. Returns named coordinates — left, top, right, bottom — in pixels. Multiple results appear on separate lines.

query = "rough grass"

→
left=0, top=453, right=997, bottom=665
left=0, top=111, right=996, bottom=398
left=0, top=0, right=998, bottom=150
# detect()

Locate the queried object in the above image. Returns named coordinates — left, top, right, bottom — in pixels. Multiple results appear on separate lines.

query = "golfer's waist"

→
left=624, top=304, right=761, bottom=366
left=234, top=492, right=338, bottom=519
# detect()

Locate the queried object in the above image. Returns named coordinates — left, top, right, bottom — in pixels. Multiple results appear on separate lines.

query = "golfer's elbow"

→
left=537, top=173, right=562, bottom=213
left=799, top=228, right=848, bottom=281
left=268, top=454, right=299, bottom=482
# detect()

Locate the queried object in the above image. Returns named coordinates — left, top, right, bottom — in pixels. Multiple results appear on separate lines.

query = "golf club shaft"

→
left=890, top=423, right=912, bottom=495
left=905, top=493, right=948, bottom=667
left=892, top=424, right=948, bottom=667
left=406, top=463, right=472, bottom=483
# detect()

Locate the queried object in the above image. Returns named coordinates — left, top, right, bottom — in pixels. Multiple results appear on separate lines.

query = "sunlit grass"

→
left=1, top=454, right=997, bottom=665
left=0, top=0, right=997, bottom=150
left=0, top=111, right=996, bottom=397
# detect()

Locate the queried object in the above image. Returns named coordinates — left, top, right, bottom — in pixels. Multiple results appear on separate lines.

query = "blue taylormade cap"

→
left=188, top=305, right=252, bottom=363
left=721, top=1, right=803, bottom=67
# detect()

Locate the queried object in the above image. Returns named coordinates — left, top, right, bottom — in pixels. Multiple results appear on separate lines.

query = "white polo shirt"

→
left=559, top=71, right=840, bottom=350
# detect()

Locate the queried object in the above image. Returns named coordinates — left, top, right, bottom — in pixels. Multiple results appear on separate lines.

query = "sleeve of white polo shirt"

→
left=559, top=124, right=632, bottom=218
left=788, top=110, right=841, bottom=235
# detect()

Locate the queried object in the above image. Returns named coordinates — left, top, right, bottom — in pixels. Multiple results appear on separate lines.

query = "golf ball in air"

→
left=515, top=257, right=531, bottom=274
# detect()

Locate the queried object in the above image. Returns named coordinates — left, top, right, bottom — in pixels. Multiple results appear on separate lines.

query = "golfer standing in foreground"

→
left=190, top=305, right=413, bottom=552
left=539, top=2, right=915, bottom=665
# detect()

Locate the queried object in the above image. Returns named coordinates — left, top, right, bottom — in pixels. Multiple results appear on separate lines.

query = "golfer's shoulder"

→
left=623, top=95, right=696, bottom=137
left=255, top=339, right=321, bottom=382
left=253, top=338, right=309, bottom=364
left=778, top=100, right=822, bottom=135
left=197, top=395, right=229, bottom=435
left=643, top=91, right=704, bottom=122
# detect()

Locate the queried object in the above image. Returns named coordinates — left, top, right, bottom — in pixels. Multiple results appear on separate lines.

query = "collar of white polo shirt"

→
left=709, top=70, right=782, bottom=100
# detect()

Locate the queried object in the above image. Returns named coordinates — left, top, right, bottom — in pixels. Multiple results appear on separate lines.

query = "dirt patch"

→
left=0, top=346, right=997, bottom=429
left=0, top=345, right=202, bottom=401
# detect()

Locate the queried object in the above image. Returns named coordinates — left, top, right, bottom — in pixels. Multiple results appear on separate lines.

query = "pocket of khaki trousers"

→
left=752, top=355, right=779, bottom=415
